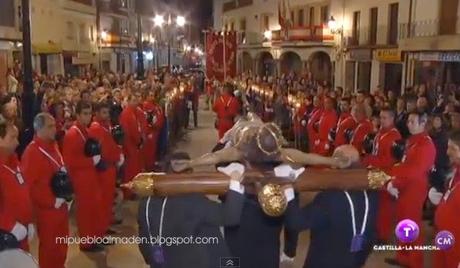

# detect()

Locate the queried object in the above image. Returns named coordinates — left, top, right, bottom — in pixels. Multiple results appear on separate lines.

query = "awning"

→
left=32, top=42, right=62, bottom=54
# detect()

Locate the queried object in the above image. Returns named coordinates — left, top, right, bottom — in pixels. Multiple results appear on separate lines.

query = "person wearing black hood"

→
left=429, top=114, right=450, bottom=189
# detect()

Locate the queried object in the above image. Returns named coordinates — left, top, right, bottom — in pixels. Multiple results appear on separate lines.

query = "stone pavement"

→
left=27, top=100, right=434, bottom=267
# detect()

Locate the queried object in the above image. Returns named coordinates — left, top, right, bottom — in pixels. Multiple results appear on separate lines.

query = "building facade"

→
left=0, top=0, right=22, bottom=88
left=215, top=0, right=460, bottom=95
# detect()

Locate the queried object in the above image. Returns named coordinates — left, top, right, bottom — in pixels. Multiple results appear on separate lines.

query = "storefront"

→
left=346, top=49, right=372, bottom=93
left=374, top=48, right=403, bottom=95
left=32, top=42, right=63, bottom=75
left=407, top=51, right=460, bottom=87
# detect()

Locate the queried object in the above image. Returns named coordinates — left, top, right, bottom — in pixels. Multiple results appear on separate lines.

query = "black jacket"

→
left=138, top=191, right=245, bottom=268
left=285, top=190, right=379, bottom=268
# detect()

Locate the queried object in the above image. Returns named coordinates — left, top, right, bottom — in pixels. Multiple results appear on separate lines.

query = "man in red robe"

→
left=0, top=121, right=33, bottom=251
left=334, top=98, right=357, bottom=148
left=63, top=101, right=105, bottom=252
left=350, top=103, right=374, bottom=154
left=362, top=108, right=401, bottom=243
left=142, top=92, right=165, bottom=171
left=314, top=97, right=338, bottom=156
left=22, top=113, right=69, bottom=268
left=430, top=130, right=460, bottom=268
left=89, top=102, right=124, bottom=235
left=213, top=83, right=240, bottom=139
left=385, top=112, right=436, bottom=268
left=119, top=90, right=147, bottom=199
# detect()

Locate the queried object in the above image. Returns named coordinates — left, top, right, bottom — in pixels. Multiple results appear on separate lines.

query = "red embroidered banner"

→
left=205, top=30, right=238, bottom=82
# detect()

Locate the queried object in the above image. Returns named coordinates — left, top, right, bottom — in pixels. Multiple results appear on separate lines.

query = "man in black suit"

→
left=282, top=163, right=379, bottom=268
left=137, top=152, right=246, bottom=268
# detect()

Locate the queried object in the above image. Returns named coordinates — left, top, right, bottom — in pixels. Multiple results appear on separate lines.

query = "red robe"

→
left=362, top=127, right=402, bottom=242
left=334, top=116, right=357, bottom=147
left=350, top=119, right=374, bottom=154
left=337, top=112, right=351, bottom=127
left=142, top=101, right=165, bottom=170
left=89, top=119, right=122, bottom=233
left=119, top=106, right=147, bottom=198
left=388, top=133, right=436, bottom=268
left=21, top=137, right=69, bottom=268
left=292, top=105, right=308, bottom=135
left=307, top=108, right=323, bottom=152
left=63, top=123, right=104, bottom=249
left=434, top=169, right=460, bottom=268
left=213, top=94, right=240, bottom=139
left=0, top=154, right=33, bottom=251
left=314, top=109, right=338, bottom=156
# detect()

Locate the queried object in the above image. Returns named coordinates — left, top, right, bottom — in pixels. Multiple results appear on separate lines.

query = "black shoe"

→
left=384, top=258, right=409, bottom=267
left=81, top=244, right=105, bottom=253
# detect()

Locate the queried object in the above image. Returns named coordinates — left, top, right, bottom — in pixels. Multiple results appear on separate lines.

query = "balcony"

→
left=398, top=18, right=460, bottom=51
left=223, top=0, right=253, bottom=12
left=101, top=31, right=135, bottom=48
left=99, top=0, right=129, bottom=17
left=272, top=25, right=334, bottom=43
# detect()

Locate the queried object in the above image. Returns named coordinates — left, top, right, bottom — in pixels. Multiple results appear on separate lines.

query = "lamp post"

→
left=153, top=14, right=186, bottom=72
left=328, top=15, right=344, bottom=88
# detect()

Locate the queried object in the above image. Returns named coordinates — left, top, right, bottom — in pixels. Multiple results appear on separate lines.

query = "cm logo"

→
left=435, top=231, right=455, bottom=250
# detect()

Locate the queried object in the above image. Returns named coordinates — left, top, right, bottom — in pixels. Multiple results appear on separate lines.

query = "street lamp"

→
left=263, top=30, right=272, bottom=40
left=101, top=30, right=108, bottom=41
left=154, top=15, right=165, bottom=27
left=176, top=16, right=186, bottom=27
left=328, top=16, right=343, bottom=34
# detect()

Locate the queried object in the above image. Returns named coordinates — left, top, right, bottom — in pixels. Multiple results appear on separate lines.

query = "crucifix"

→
left=123, top=113, right=391, bottom=216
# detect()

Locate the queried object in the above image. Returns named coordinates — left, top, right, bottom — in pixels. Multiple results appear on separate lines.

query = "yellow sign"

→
left=374, top=49, right=401, bottom=62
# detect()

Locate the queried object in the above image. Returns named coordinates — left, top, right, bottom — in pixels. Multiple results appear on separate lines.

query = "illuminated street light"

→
left=176, top=16, right=186, bottom=27
left=328, top=16, right=343, bottom=34
left=101, top=30, right=108, bottom=41
left=154, top=15, right=165, bottom=27
left=263, top=30, right=272, bottom=40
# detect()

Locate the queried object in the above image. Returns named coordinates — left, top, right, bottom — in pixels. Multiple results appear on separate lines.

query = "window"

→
left=240, top=18, right=246, bottom=31
left=90, top=25, right=94, bottom=41
left=0, top=0, right=15, bottom=27
left=291, top=11, right=295, bottom=26
left=352, top=11, right=360, bottom=45
left=66, top=21, right=75, bottom=40
left=439, top=0, right=458, bottom=35
left=309, top=7, right=315, bottom=26
left=388, top=3, right=398, bottom=45
left=230, top=21, right=235, bottom=31
left=369, top=7, right=378, bottom=45
left=79, top=24, right=87, bottom=44
left=320, top=5, right=329, bottom=24
left=298, top=9, right=304, bottom=26
left=263, top=15, right=269, bottom=30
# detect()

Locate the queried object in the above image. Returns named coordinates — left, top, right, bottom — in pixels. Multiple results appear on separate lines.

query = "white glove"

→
left=387, top=181, right=399, bottom=199
left=217, top=162, right=245, bottom=177
left=152, top=115, right=157, bottom=124
left=117, top=154, right=125, bottom=167
left=428, top=187, right=443, bottom=205
left=55, top=198, right=66, bottom=209
left=301, top=120, right=306, bottom=126
left=27, top=224, right=35, bottom=242
left=314, top=139, right=320, bottom=146
left=274, top=164, right=305, bottom=180
left=11, top=222, right=27, bottom=241
left=284, top=187, right=296, bottom=202
left=92, top=155, right=101, bottom=165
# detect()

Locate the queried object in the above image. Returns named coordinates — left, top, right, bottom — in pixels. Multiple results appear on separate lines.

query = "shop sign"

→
left=438, top=52, right=460, bottom=62
left=374, top=49, right=401, bottom=62
left=348, top=49, right=372, bottom=61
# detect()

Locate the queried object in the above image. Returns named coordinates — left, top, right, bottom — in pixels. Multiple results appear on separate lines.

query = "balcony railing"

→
left=399, top=18, right=460, bottom=39
left=223, top=0, right=253, bottom=12
left=272, top=25, right=334, bottom=42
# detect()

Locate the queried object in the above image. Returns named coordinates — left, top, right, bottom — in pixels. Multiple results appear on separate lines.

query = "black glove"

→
left=328, top=128, right=337, bottom=143
left=391, top=139, right=406, bottom=162
left=50, top=170, right=74, bottom=202
left=111, top=125, right=124, bottom=146
left=146, top=112, right=154, bottom=125
left=84, top=138, right=102, bottom=157
left=0, top=229, right=19, bottom=252
left=362, top=133, right=376, bottom=155
left=95, top=159, right=108, bottom=172
left=344, top=128, right=354, bottom=144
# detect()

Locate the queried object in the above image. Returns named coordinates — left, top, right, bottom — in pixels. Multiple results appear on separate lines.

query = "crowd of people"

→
left=0, top=67, right=204, bottom=268
left=207, top=72, right=460, bottom=268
